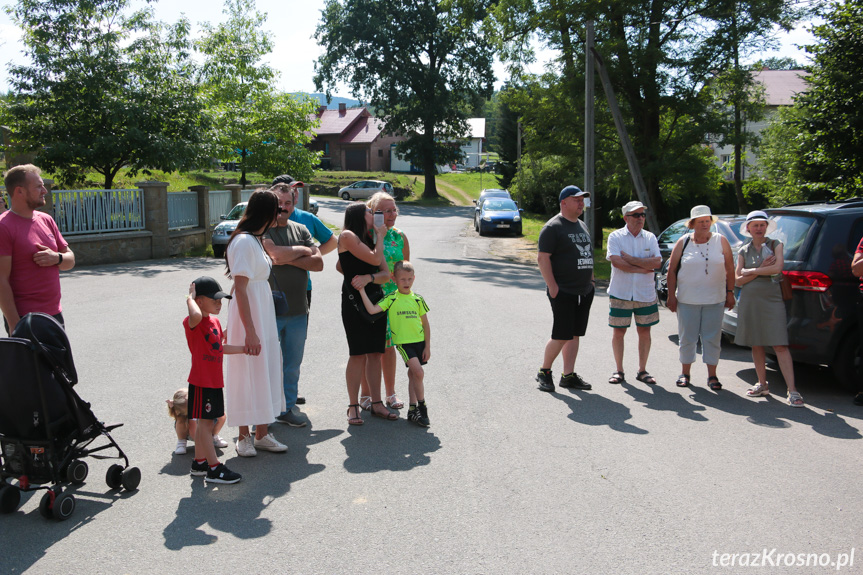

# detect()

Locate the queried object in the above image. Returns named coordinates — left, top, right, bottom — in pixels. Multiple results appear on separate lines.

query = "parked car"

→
left=654, top=215, right=747, bottom=306
left=721, top=200, right=863, bottom=390
left=337, top=180, right=394, bottom=201
left=472, top=188, right=512, bottom=229
left=308, top=197, right=319, bottom=215
left=475, top=198, right=523, bottom=236
left=211, top=202, right=246, bottom=258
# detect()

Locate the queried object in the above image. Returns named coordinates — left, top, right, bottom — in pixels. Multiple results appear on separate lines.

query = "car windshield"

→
left=658, top=220, right=689, bottom=243
left=484, top=200, right=518, bottom=212
left=770, top=214, right=817, bottom=261
left=225, top=204, right=246, bottom=220
left=715, top=219, right=747, bottom=248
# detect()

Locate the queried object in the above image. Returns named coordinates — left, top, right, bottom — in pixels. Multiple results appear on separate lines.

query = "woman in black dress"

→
left=338, top=202, right=396, bottom=425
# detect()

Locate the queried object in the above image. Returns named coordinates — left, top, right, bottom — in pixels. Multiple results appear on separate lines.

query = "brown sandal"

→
left=371, top=401, right=398, bottom=420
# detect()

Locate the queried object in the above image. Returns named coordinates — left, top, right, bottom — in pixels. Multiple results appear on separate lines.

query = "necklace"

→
left=699, top=238, right=710, bottom=275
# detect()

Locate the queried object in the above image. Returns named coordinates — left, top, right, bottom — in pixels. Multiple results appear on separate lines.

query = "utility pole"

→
left=591, top=47, right=660, bottom=234
left=584, top=20, right=596, bottom=245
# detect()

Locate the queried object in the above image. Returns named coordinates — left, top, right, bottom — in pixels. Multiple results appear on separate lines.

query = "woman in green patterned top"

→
left=355, top=191, right=411, bottom=410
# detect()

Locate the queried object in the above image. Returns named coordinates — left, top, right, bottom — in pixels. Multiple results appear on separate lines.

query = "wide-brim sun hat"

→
left=686, top=205, right=718, bottom=228
left=739, top=210, right=777, bottom=237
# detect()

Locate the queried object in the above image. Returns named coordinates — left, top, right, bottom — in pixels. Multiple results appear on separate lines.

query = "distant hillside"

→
left=298, top=93, right=364, bottom=109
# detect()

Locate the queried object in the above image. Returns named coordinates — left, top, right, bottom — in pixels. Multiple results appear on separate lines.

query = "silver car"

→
left=338, top=180, right=394, bottom=201
left=211, top=202, right=246, bottom=258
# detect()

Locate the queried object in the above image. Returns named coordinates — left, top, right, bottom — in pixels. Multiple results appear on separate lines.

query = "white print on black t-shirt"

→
left=568, top=232, right=593, bottom=269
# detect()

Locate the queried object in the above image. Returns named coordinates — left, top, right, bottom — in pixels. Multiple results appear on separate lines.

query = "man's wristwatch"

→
left=56, top=253, right=63, bottom=266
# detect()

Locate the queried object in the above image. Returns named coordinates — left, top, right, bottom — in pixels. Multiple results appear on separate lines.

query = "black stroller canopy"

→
left=11, top=313, right=78, bottom=386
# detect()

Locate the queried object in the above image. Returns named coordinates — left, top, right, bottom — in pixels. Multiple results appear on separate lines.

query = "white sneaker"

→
left=213, top=435, right=228, bottom=448
left=253, top=433, right=288, bottom=453
left=236, top=435, right=257, bottom=457
left=174, top=440, right=187, bottom=455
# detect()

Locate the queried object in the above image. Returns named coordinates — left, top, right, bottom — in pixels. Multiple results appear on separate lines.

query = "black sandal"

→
left=608, top=371, right=625, bottom=384
left=676, top=374, right=690, bottom=387
left=635, top=370, right=656, bottom=385
left=371, top=401, right=398, bottom=421
left=347, top=404, right=364, bottom=426
left=707, top=376, right=722, bottom=391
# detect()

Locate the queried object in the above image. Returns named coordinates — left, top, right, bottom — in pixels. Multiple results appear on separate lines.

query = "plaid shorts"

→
left=608, top=296, right=659, bottom=328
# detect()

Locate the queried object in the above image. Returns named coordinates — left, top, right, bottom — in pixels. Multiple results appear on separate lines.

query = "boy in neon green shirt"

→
left=360, top=260, right=431, bottom=426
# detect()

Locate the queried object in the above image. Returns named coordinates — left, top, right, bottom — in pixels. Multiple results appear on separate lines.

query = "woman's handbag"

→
left=344, top=288, right=386, bottom=324
left=779, top=273, right=793, bottom=301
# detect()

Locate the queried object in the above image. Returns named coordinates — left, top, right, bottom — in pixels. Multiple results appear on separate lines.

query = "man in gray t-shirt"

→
left=263, top=185, right=323, bottom=426
left=535, top=185, right=595, bottom=393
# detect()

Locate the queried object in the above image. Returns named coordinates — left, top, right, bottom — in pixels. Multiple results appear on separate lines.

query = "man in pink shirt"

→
left=0, top=164, right=75, bottom=333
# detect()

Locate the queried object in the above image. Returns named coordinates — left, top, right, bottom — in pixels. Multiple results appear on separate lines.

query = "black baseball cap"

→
left=193, top=276, right=232, bottom=300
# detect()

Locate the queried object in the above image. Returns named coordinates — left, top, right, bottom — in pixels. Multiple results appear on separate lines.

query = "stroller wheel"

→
left=121, top=467, right=141, bottom=491
left=106, top=464, right=123, bottom=489
left=0, top=483, right=21, bottom=514
left=39, top=490, right=56, bottom=519
left=66, top=460, right=89, bottom=485
left=52, top=492, right=75, bottom=521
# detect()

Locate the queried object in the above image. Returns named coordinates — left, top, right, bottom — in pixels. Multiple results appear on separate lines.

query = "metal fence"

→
left=167, top=191, right=199, bottom=230
left=53, top=189, right=145, bottom=235
left=209, top=190, right=233, bottom=226
left=240, top=189, right=254, bottom=202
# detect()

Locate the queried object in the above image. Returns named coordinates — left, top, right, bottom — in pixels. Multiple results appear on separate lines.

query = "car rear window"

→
left=770, top=214, right=818, bottom=261
left=658, top=220, right=688, bottom=243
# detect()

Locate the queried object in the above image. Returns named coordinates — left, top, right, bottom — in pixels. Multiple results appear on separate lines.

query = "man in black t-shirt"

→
left=535, top=185, right=595, bottom=393
left=262, top=184, right=323, bottom=426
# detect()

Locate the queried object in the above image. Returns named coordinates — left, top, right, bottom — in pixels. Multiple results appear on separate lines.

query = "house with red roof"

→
left=309, top=104, right=404, bottom=171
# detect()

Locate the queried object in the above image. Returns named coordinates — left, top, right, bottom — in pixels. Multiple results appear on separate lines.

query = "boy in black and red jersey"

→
left=185, top=276, right=245, bottom=484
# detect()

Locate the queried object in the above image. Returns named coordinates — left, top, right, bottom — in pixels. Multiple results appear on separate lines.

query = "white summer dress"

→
left=224, top=232, right=285, bottom=426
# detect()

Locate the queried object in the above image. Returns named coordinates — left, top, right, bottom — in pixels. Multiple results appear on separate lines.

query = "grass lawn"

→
left=436, top=172, right=504, bottom=201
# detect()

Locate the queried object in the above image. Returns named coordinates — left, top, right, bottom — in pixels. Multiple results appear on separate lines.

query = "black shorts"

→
left=396, top=341, right=427, bottom=366
left=548, top=286, right=595, bottom=340
left=187, top=383, right=225, bottom=420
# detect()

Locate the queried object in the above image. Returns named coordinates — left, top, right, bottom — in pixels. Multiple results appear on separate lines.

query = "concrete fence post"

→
left=225, top=184, right=242, bottom=207
left=190, top=185, right=211, bottom=244
left=137, top=180, right=170, bottom=259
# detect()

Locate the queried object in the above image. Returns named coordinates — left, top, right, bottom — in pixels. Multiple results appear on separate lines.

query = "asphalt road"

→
left=3, top=196, right=862, bottom=574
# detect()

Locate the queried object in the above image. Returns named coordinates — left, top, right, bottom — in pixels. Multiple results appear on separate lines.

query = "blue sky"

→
left=0, top=0, right=816, bottom=97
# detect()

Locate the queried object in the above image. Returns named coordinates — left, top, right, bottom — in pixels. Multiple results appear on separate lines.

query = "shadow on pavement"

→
left=553, top=389, right=649, bottom=434
left=424, top=256, right=545, bottom=291
left=619, top=379, right=709, bottom=422
left=342, top=420, right=441, bottom=473
left=161, top=426, right=340, bottom=550
left=67, top=257, right=220, bottom=278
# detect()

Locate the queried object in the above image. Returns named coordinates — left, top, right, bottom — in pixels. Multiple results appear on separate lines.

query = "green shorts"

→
left=608, top=296, right=659, bottom=328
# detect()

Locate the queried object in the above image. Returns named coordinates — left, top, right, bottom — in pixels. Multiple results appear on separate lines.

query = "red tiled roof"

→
left=313, top=107, right=369, bottom=135
left=340, top=116, right=384, bottom=144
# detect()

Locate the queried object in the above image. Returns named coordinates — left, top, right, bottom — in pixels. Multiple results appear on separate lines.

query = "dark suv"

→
left=721, top=200, right=863, bottom=389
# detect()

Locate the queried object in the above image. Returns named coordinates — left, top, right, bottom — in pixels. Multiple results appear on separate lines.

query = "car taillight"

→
left=783, top=270, right=832, bottom=292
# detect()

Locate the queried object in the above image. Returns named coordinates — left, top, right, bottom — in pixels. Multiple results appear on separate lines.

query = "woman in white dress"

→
left=224, top=190, right=288, bottom=457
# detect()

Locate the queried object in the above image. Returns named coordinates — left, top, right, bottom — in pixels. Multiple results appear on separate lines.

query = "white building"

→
left=712, top=69, right=809, bottom=179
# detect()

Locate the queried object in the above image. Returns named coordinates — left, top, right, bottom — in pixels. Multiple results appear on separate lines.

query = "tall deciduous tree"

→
left=489, top=0, right=801, bottom=220
left=793, top=0, right=863, bottom=199
left=3, top=0, right=208, bottom=189
left=314, top=0, right=495, bottom=198
left=197, top=0, right=320, bottom=186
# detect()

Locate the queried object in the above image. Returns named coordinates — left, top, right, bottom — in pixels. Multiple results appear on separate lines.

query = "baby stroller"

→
left=0, top=313, right=140, bottom=520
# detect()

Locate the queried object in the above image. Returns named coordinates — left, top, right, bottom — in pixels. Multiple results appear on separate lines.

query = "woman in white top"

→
left=225, top=190, right=288, bottom=457
left=666, top=205, right=736, bottom=389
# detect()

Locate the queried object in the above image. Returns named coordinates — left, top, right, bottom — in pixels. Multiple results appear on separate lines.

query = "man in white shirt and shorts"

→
left=605, top=201, right=661, bottom=385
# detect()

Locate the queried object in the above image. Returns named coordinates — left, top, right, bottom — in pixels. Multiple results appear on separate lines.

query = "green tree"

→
left=3, top=0, right=208, bottom=189
left=197, top=0, right=320, bottom=186
left=314, top=0, right=495, bottom=198
left=793, top=0, right=863, bottom=199
left=488, top=0, right=801, bottom=224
